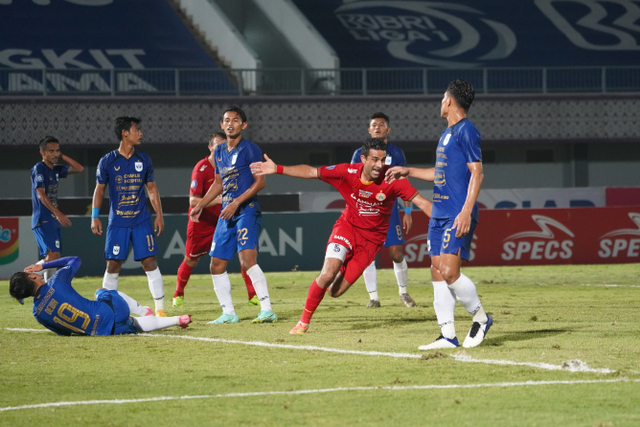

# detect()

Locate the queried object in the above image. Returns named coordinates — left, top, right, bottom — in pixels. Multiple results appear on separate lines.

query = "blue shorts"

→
left=384, top=207, right=405, bottom=247
left=33, top=224, right=62, bottom=256
left=105, top=221, right=157, bottom=261
left=428, top=217, right=477, bottom=262
left=210, top=212, right=261, bottom=260
left=95, top=289, right=138, bottom=335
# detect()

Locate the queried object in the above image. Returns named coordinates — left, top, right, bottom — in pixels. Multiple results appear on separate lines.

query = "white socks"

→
left=246, top=264, right=272, bottom=312
left=394, top=259, right=408, bottom=294
left=433, top=280, right=457, bottom=337
left=103, top=272, right=119, bottom=290
left=363, top=260, right=377, bottom=294
left=448, top=273, right=482, bottom=316
left=117, top=291, right=146, bottom=316
left=212, top=272, right=235, bottom=315
left=132, top=316, right=180, bottom=332
left=145, top=267, right=165, bottom=311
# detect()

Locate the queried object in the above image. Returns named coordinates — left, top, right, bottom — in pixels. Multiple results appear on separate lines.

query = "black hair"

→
left=9, top=272, right=36, bottom=301
left=369, top=112, right=390, bottom=126
left=221, top=106, right=247, bottom=123
left=446, top=79, right=475, bottom=112
left=39, top=136, right=59, bottom=152
left=361, top=137, right=387, bottom=158
left=114, top=116, right=141, bottom=141
left=209, top=132, right=226, bottom=146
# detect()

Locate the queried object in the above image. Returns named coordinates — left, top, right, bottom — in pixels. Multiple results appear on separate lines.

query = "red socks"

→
left=241, top=267, right=256, bottom=300
left=174, top=262, right=194, bottom=298
left=300, top=280, right=327, bottom=324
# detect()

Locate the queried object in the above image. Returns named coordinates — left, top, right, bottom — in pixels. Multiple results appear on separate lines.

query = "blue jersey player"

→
left=30, top=136, right=84, bottom=282
left=351, top=113, right=416, bottom=309
left=9, top=256, right=191, bottom=336
left=191, top=106, right=277, bottom=325
left=91, top=117, right=168, bottom=317
left=386, top=80, right=492, bottom=350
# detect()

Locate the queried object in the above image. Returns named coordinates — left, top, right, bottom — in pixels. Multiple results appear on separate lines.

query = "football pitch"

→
left=1, top=263, right=639, bottom=426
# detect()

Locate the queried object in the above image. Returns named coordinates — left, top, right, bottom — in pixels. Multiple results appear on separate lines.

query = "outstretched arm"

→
left=410, top=193, right=433, bottom=218
left=386, top=167, right=435, bottom=183
left=250, top=154, right=319, bottom=179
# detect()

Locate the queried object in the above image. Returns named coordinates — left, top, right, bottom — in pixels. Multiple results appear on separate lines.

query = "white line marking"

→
left=452, top=354, right=615, bottom=373
left=1, top=378, right=635, bottom=412
left=579, top=284, right=640, bottom=288
left=1, top=329, right=616, bottom=374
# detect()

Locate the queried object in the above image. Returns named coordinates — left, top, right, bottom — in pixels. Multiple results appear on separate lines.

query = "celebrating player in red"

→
left=173, top=132, right=257, bottom=307
left=251, top=138, right=433, bottom=334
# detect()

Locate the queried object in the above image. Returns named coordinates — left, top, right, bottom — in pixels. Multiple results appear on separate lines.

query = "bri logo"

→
left=501, top=215, right=574, bottom=261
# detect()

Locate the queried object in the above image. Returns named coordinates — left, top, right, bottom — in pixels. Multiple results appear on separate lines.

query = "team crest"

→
left=135, top=161, right=143, bottom=172
left=113, top=245, right=120, bottom=256
left=55, top=240, right=60, bottom=249
left=376, top=192, right=386, bottom=201
left=231, top=153, right=238, bottom=165
left=36, top=174, right=44, bottom=182
left=442, top=134, right=451, bottom=146
left=55, top=174, right=59, bottom=181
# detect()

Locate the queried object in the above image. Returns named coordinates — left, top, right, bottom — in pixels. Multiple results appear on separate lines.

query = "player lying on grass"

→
left=9, top=256, right=191, bottom=336
left=251, top=137, right=433, bottom=334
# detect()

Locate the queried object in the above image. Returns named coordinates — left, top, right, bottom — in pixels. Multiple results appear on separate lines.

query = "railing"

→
left=1, top=66, right=639, bottom=97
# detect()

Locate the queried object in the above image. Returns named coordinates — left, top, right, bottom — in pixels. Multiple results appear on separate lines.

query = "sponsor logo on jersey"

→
left=501, top=215, right=574, bottom=261
left=347, top=168, right=357, bottom=173
left=116, top=175, right=123, bottom=184
left=332, top=234, right=352, bottom=250
left=327, top=165, right=336, bottom=170
left=114, top=166, right=120, bottom=171
left=191, top=180, right=198, bottom=189
left=385, top=156, right=392, bottom=165
left=598, top=212, right=640, bottom=259
left=135, top=161, right=143, bottom=172
left=359, top=189, right=373, bottom=198
left=200, top=164, right=207, bottom=172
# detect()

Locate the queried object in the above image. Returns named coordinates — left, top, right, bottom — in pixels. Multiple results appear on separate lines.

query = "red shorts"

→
left=185, top=231, right=214, bottom=259
left=327, top=217, right=382, bottom=285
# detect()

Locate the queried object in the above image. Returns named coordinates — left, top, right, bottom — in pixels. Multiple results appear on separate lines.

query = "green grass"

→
left=2, top=264, right=640, bottom=426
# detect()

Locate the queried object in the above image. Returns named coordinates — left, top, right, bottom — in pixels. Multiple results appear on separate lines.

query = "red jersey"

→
left=318, top=163, right=418, bottom=245
left=188, top=157, right=221, bottom=235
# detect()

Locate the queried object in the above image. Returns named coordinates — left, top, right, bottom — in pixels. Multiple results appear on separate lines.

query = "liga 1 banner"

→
left=379, top=207, right=640, bottom=268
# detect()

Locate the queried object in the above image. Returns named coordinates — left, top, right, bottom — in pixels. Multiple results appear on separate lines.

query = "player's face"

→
left=220, top=112, right=247, bottom=139
left=362, top=148, right=386, bottom=181
left=41, top=142, right=60, bottom=165
left=209, top=136, right=226, bottom=153
left=368, top=118, right=390, bottom=141
left=123, top=123, right=143, bottom=145
left=440, top=91, right=451, bottom=118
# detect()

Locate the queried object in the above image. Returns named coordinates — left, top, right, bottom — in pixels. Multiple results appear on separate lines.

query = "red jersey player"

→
left=173, top=133, right=256, bottom=307
left=251, top=137, right=433, bottom=334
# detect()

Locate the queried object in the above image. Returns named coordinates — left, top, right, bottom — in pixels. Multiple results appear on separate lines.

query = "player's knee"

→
left=140, top=256, right=158, bottom=271
left=184, top=256, right=198, bottom=268
left=440, top=266, right=460, bottom=285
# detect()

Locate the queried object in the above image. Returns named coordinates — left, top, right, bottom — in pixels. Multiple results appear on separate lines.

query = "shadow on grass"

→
left=485, top=327, right=579, bottom=347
